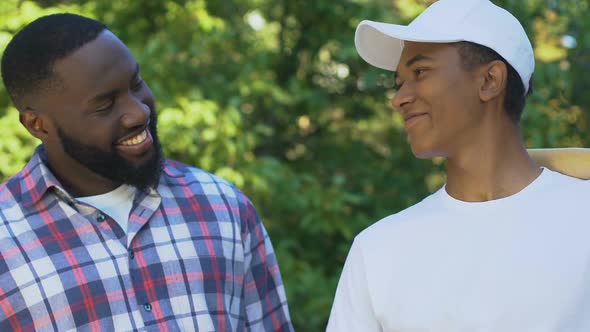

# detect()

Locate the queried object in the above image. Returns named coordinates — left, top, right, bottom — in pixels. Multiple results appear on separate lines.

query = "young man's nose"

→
left=391, top=82, right=415, bottom=111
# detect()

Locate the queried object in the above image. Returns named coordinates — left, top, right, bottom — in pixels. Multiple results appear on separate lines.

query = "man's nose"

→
left=120, top=95, right=149, bottom=128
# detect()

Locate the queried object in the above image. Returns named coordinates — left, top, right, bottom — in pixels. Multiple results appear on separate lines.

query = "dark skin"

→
left=393, top=41, right=541, bottom=202
left=18, top=31, right=156, bottom=197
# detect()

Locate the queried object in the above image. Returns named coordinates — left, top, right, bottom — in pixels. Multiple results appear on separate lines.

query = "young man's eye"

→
left=394, top=81, right=404, bottom=90
left=414, top=68, right=428, bottom=76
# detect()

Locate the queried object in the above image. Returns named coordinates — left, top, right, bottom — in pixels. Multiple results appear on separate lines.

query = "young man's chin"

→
left=412, top=148, right=450, bottom=160
left=410, top=144, right=437, bottom=159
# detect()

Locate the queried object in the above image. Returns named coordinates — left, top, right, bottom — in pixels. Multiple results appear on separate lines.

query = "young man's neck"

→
left=445, top=119, right=542, bottom=202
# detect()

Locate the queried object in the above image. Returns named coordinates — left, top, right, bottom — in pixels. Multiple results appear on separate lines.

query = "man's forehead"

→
left=52, top=31, right=137, bottom=91
left=54, top=31, right=129, bottom=70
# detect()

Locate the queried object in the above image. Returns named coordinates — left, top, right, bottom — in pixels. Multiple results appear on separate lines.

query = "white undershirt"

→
left=77, top=184, right=135, bottom=234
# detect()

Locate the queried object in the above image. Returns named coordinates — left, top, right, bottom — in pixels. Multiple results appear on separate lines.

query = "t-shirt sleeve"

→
left=326, top=238, right=381, bottom=332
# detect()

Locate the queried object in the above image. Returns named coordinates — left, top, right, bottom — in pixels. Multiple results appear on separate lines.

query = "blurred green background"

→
left=1, top=0, right=588, bottom=330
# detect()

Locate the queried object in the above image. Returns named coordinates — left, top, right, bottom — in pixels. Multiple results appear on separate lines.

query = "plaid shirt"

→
left=0, top=146, right=293, bottom=332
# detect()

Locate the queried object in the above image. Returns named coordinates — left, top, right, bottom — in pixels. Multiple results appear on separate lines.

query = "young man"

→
left=328, top=0, right=590, bottom=331
left=0, top=14, right=293, bottom=331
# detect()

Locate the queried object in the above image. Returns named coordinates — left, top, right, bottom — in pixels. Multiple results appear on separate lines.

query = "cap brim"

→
left=354, top=20, right=461, bottom=71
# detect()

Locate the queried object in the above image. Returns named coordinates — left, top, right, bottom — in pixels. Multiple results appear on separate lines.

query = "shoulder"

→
left=159, top=160, right=267, bottom=240
left=538, top=168, right=590, bottom=198
left=355, top=189, right=444, bottom=250
left=159, top=158, right=253, bottom=208
left=0, top=170, right=28, bottom=217
left=0, top=170, right=32, bottom=237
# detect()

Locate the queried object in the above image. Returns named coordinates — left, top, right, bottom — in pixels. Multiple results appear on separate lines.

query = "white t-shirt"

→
left=77, top=184, right=135, bottom=234
left=327, top=169, right=590, bottom=332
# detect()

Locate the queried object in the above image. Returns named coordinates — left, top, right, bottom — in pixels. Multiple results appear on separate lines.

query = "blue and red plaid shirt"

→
left=0, top=146, right=293, bottom=331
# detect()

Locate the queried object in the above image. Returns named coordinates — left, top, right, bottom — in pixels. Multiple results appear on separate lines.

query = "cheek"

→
left=429, top=75, right=476, bottom=121
left=61, top=118, right=119, bottom=147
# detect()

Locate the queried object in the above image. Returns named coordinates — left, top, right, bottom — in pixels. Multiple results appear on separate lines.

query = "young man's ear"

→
left=479, top=60, right=508, bottom=102
left=19, top=109, right=49, bottom=141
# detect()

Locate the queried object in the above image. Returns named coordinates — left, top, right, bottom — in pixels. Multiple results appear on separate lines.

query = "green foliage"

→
left=1, top=1, right=589, bottom=330
left=0, top=107, right=39, bottom=177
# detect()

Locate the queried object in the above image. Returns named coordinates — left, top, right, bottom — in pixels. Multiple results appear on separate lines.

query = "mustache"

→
left=113, top=109, right=158, bottom=145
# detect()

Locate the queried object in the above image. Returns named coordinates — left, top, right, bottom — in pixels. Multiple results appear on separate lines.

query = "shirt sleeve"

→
left=241, top=198, right=293, bottom=332
left=326, top=238, right=382, bottom=332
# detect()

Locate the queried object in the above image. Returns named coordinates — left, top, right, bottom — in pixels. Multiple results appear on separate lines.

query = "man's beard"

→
left=58, top=112, right=164, bottom=192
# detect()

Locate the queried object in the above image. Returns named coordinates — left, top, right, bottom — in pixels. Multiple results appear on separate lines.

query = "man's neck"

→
left=46, top=151, right=120, bottom=197
left=445, top=121, right=542, bottom=202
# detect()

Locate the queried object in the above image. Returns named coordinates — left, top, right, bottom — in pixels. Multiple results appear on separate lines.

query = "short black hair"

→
left=456, top=41, right=533, bottom=123
left=1, top=13, right=107, bottom=108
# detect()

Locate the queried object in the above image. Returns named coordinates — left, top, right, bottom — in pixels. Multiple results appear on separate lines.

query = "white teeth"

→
left=120, top=130, right=147, bottom=146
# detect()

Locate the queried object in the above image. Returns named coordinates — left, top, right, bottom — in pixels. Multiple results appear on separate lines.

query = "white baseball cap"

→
left=354, top=0, right=534, bottom=93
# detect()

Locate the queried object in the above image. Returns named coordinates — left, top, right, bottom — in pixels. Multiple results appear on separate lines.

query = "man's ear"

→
left=19, top=109, right=49, bottom=141
left=479, top=60, right=508, bottom=102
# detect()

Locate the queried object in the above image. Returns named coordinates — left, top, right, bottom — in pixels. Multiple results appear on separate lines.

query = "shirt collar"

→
left=19, top=145, right=169, bottom=208
left=19, top=145, right=76, bottom=208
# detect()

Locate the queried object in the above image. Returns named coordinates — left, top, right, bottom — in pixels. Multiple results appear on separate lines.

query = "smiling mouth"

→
left=118, top=129, right=148, bottom=146
left=403, top=113, right=428, bottom=128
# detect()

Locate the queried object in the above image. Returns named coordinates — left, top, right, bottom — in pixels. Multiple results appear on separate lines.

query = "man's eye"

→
left=131, top=78, right=144, bottom=91
left=394, top=81, right=403, bottom=90
left=96, top=101, right=114, bottom=113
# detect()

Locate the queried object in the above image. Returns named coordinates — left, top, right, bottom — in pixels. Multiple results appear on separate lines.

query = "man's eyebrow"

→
left=404, top=54, right=434, bottom=68
left=87, top=63, right=140, bottom=105
left=88, top=89, right=117, bottom=105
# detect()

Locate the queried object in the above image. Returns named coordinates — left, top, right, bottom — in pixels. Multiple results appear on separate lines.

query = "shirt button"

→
left=96, top=213, right=106, bottom=222
left=143, top=303, right=152, bottom=312
left=129, top=250, right=135, bottom=259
